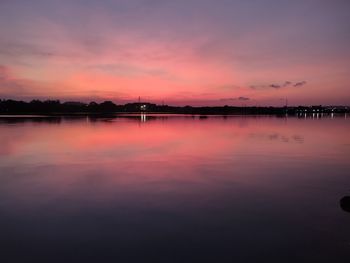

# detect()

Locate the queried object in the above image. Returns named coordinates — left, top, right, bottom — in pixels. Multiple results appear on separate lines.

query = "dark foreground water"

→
left=0, top=114, right=349, bottom=263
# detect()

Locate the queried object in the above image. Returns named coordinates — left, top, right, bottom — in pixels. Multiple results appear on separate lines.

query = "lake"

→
left=0, top=114, right=349, bottom=262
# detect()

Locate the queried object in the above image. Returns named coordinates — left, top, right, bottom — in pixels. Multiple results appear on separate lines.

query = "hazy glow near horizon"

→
left=0, top=0, right=349, bottom=106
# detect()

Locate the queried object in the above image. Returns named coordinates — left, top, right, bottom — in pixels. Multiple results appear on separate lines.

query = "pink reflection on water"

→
left=0, top=115, right=350, bottom=262
left=0, top=116, right=348, bottom=200
left=0, top=116, right=349, bottom=164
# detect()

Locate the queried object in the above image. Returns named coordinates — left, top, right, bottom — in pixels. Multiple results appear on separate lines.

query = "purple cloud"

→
left=220, top=96, right=250, bottom=101
left=251, top=81, right=306, bottom=90
left=294, top=81, right=307, bottom=87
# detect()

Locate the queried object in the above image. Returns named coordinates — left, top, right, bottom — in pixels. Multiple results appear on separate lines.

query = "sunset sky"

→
left=0, top=0, right=349, bottom=106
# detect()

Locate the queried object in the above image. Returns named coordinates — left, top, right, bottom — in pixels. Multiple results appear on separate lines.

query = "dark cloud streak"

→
left=220, top=96, right=250, bottom=102
left=294, top=81, right=307, bottom=87
left=251, top=81, right=306, bottom=90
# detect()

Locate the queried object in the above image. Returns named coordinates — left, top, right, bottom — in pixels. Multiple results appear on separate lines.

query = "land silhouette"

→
left=0, top=99, right=348, bottom=115
left=340, top=196, right=350, bottom=213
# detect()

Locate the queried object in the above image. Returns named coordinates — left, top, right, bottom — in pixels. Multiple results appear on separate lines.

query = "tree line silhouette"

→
left=0, top=99, right=348, bottom=115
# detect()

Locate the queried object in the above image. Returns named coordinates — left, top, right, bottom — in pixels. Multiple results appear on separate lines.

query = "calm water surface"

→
left=0, top=115, right=349, bottom=262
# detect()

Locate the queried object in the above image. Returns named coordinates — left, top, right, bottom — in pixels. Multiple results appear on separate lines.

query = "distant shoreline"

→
left=1, top=99, right=349, bottom=115
left=0, top=112, right=348, bottom=118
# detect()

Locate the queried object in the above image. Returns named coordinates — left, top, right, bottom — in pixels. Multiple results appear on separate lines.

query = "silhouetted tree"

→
left=98, top=101, right=118, bottom=112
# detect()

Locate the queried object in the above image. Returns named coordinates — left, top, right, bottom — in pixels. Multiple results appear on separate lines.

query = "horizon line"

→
left=1, top=98, right=349, bottom=108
